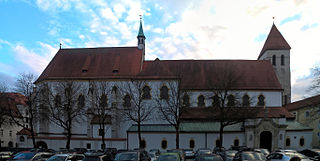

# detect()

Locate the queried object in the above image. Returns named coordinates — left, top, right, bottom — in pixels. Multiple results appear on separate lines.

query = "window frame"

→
left=197, top=95, right=205, bottom=107
left=142, top=85, right=151, bottom=99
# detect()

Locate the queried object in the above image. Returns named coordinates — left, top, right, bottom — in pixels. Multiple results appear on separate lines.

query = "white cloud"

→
left=101, top=7, right=119, bottom=23
left=113, top=4, right=126, bottom=18
left=36, top=0, right=71, bottom=12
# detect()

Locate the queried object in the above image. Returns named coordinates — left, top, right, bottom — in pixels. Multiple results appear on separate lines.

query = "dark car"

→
left=299, top=149, right=320, bottom=161
left=184, top=149, right=195, bottom=159
left=114, top=151, right=150, bottom=161
left=233, top=151, right=266, bottom=161
left=83, top=153, right=109, bottom=161
left=195, top=154, right=223, bottom=161
left=12, top=152, right=37, bottom=161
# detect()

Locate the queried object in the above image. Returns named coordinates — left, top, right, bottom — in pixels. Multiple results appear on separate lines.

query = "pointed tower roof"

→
left=258, top=24, right=291, bottom=59
left=137, top=19, right=145, bottom=38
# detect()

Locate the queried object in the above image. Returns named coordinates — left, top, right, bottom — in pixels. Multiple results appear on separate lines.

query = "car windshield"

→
left=13, top=153, right=36, bottom=160
left=158, top=154, right=178, bottom=161
left=115, top=153, right=137, bottom=161
left=285, top=152, right=308, bottom=159
left=226, top=151, right=237, bottom=157
left=200, top=155, right=222, bottom=161
left=47, top=156, right=68, bottom=161
left=241, top=152, right=266, bottom=160
left=200, top=150, right=212, bottom=155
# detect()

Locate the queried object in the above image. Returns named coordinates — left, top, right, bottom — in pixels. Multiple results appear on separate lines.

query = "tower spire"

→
left=137, top=15, right=145, bottom=51
left=137, top=15, right=145, bottom=38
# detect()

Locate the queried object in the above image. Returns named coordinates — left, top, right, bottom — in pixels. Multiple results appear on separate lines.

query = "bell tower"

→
left=258, top=23, right=291, bottom=105
left=137, top=16, right=146, bottom=57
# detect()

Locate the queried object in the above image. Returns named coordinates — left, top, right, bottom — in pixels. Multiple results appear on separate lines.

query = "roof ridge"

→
left=60, top=46, right=138, bottom=50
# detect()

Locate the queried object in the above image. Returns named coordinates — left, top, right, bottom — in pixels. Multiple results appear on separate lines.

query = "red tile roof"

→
left=17, top=128, right=34, bottom=136
left=258, top=24, right=291, bottom=59
left=138, top=60, right=282, bottom=90
left=35, top=47, right=143, bottom=83
left=181, top=107, right=294, bottom=120
left=284, top=95, right=320, bottom=111
left=0, top=93, right=26, bottom=117
left=31, top=136, right=126, bottom=141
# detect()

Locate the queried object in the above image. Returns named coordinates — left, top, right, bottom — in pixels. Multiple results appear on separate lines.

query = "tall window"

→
left=141, top=140, right=146, bottom=149
left=112, top=86, right=118, bottom=94
left=305, top=111, right=310, bottom=118
left=285, top=138, right=291, bottom=147
left=299, top=137, right=305, bottom=146
left=160, top=86, right=169, bottom=100
left=234, top=138, right=239, bottom=146
left=78, top=94, right=85, bottom=108
left=272, top=55, right=276, bottom=65
left=242, top=94, right=250, bottom=106
left=281, top=55, right=285, bottom=65
left=258, top=95, right=265, bottom=106
left=189, top=139, right=195, bottom=148
left=216, top=139, right=221, bottom=147
left=227, top=95, right=235, bottom=107
left=123, top=94, right=131, bottom=108
left=55, top=94, right=61, bottom=107
left=100, top=94, right=108, bottom=107
left=142, top=86, right=151, bottom=99
left=182, top=94, right=190, bottom=107
left=198, top=95, right=205, bottom=107
left=212, top=95, right=220, bottom=107
left=161, top=139, right=167, bottom=149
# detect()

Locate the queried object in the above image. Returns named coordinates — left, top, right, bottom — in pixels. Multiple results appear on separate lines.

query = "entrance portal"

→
left=260, top=131, right=272, bottom=151
left=36, top=141, right=48, bottom=149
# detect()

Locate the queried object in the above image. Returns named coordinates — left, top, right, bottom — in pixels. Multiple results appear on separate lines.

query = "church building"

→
left=18, top=21, right=312, bottom=151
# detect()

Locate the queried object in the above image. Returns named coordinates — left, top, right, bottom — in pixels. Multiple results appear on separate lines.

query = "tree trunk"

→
left=175, top=126, right=179, bottom=149
left=219, top=121, right=224, bottom=147
left=66, top=120, right=72, bottom=149
left=30, top=121, right=36, bottom=148
left=138, top=121, right=142, bottom=149
left=101, top=123, right=106, bottom=150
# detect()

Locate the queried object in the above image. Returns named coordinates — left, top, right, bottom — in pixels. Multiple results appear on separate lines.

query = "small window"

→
left=100, top=94, right=108, bottom=107
left=281, top=55, right=284, bottom=65
left=123, top=94, right=131, bottom=108
left=216, top=138, right=221, bottom=147
left=55, top=95, right=62, bottom=107
left=258, top=95, right=265, bottom=106
left=0, top=129, right=3, bottom=136
left=182, top=94, right=190, bottom=107
left=20, top=136, right=25, bottom=142
left=285, top=138, right=291, bottom=147
left=87, top=143, right=91, bottom=149
left=78, top=94, right=85, bottom=108
left=227, top=95, right=235, bottom=107
left=242, top=94, right=250, bottom=106
left=280, top=134, right=283, bottom=140
left=98, top=129, right=104, bottom=136
left=189, top=139, right=195, bottom=149
left=249, top=134, right=253, bottom=141
left=305, top=111, right=310, bottom=118
left=142, top=86, right=151, bottom=99
left=299, top=137, right=305, bottom=146
left=212, top=95, right=220, bottom=107
left=112, top=86, right=118, bottom=94
left=161, top=139, right=167, bottom=149
left=284, top=95, right=288, bottom=105
left=272, top=55, right=276, bottom=66
left=198, top=95, right=205, bottom=107
left=234, top=138, right=239, bottom=146
left=160, top=86, right=169, bottom=100
left=141, top=140, right=146, bottom=149
left=9, top=131, right=12, bottom=137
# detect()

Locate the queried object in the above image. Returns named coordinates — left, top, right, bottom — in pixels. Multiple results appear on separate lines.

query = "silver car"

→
left=267, top=152, right=311, bottom=161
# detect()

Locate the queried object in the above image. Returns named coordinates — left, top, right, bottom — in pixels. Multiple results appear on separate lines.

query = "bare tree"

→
left=0, top=81, right=8, bottom=93
left=208, top=65, right=257, bottom=147
left=89, top=81, right=113, bottom=150
left=119, top=80, right=154, bottom=149
left=155, top=80, right=187, bottom=149
left=41, top=81, right=86, bottom=149
left=10, top=72, right=38, bottom=148
left=310, top=65, right=320, bottom=93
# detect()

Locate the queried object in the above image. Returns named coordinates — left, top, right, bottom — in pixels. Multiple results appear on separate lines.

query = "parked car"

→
left=149, top=149, right=160, bottom=156
left=183, top=149, right=195, bottom=159
left=47, top=153, right=84, bottom=161
left=148, top=152, right=157, bottom=161
left=223, top=150, right=238, bottom=161
left=157, top=152, right=181, bottom=161
left=213, top=147, right=225, bottom=159
left=12, top=152, right=37, bottom=161
left=266, top=152, right=311, bottom=161
left=255, top=149, right=270, bottom=156
left=195, top=149, right=212, bottom=158
left=233, top=151, right=266, bottom=161
left=83, top=153, right=109, bottom=161
left=0, top=151, right=13, bottom=161
left=114, top=150, right=150, bottom=161
left=166, top=149, right=185, bottom=161
left=299, top=149, right=320, bottom=161
left=30, top=152, right=55, bottom=161
left=194, top=154, right=224, bottom=161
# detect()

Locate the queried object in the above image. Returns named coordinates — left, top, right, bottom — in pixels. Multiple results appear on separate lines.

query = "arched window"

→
left=285, top=138, right=291, bottom=147
left=234, top=138, right=239, bottom=146
left=20, top=136, right=25, bottom=142
left=182, top=94, right=190, bottom=107
left=198, top=95, right=205, bottom=107
left=141, top=139, right=146, bottom=149
left=305, top=111, right=310, bottom=117
left=216, top=138, right=221, bottom=147
left=242, top=94, right=250, bottom=107
left=100, top=94, right=108, bottom=107
left=142, top=86, right=151, bottom=99
left=258, top=95, right=265, bottom=106
left=299, top=137, right=305, bottom=147
left=161, top=139, right=167, bottom=149
left=212, top=95, right=220, bottom=107
left=189, top=139, right=195, bottom=148
left=227, top=95, right=235, bottom=107
left=123, top=94, right=131, bottom=108
left=112, top=86, right=118, bottom=94
left=272, top=55, right=276, bottom=66
left=78, top=94, right=85, bottom=108
left=55, top=95, right=61, bottom=107
left=160, top=86, right=169, bottom=100
left=281, top=55, right=284, bottom=65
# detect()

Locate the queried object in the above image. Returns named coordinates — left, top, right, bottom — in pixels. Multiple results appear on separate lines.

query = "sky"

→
left=0, top=0, right=319, bottom=102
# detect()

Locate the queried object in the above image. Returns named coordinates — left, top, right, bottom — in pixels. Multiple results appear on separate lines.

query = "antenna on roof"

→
left=139, top=14, right=142, bottom=20
left=272, top=17, right=275, bottom=24
left=60, top=43, right=62, bottom=49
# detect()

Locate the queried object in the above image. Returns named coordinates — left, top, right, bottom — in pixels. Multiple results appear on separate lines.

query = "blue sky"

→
left=1, top=0, right=320, bottom=101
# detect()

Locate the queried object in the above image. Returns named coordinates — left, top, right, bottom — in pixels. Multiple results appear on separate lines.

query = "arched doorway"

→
left=36, top=141, right=48, bottom=149
left=8, top=141, right=13, bottom=147
left=260, top=131, right=272, bottom=151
